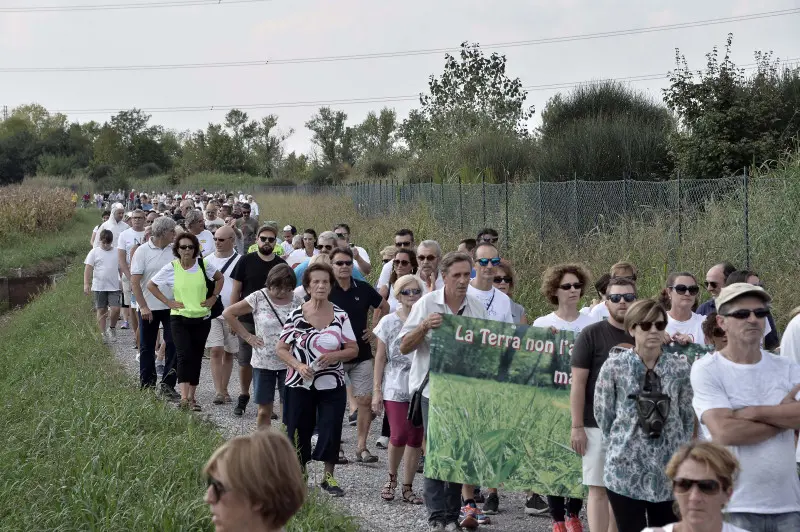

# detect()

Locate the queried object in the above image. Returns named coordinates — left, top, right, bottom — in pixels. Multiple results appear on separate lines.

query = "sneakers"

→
left=565, top=515, right=584, bottom=532
left=376, top=435, right=389, bottom=449
left=158, top=383, right=181, bottom=402
left=483, top=492, right=499, bottom=515
left=525, top=494, right=549, bottom=515
left=348, top=411, right=357, bottom=426
left=471, top=504, right=490, bottom=525
left=320, top=473, right=344, bottom=497
left=428, top=523, right=445, bottom=531
left=472, top=488, right=485, bottom=504
left=552, top=522, right=567, bottom=532
left=458, top=504, right=479, bottom=529
left=120, top=320, right=129, bottom=330
left=109, top=327, right=117, bottom=341
left=233, top=394, right=249, bottom=416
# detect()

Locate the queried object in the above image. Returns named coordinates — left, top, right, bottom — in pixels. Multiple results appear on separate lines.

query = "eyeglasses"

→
left=704, top=281, right=718, bottom=290
left=382, top=258, right=392, bottom=263
left=670, top=284, right=700, bottom=296
left=316, top=244, right=334, bottom=251
left=493, top=276, right=512, bottom=284
left=213, top=237, right=230, bottom=242
left=722, top=308, right=770, bottom=320
left=559, top=282, right=584, bottom=291
left=673, top=478, right=722, bottom=495
left=395, top=241, right=413, bottom=247
left=178, top=245, right=195, bottom=250
left=259, top=236, right=276, bottom=243
left=400, top=288, right=422, bottom=296
left=207, top=476, right=227, bottom=500
left=480, top=236, right=499, bottom=243
left=607, top=293, right=636, bottom=303
left=393, top=259, right=411, bottom=267
left=417, top=254, right=437, bottom=262
left=333, top=260, right=353, bottom=267
left=636, top=321, right=667, bottom=332
left=476, top=257, right=502, bottom=267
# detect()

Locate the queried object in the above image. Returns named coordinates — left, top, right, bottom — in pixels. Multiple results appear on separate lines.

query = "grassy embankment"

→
left=0, top=265, right=358, bottom=531
left=26, top=172, right=277, bottom=194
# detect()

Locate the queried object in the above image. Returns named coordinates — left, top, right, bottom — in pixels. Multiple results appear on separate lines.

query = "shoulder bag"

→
left=198, top=258, right=224, bottom=319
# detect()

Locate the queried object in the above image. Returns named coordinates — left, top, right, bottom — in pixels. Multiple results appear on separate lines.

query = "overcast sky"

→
left=1, top=0, right=798, bottom=155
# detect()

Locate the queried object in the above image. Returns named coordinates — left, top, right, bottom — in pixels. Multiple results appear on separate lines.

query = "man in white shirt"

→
left=691, top=283, right=800, bottom=531
left=95, top=204, right=129, bottom=248
left=399, top=252, right=488, bottom=531
left=467, top=243, right=514, bottom=324
left=204, top=226, right=241, bottom=404
left=377, top=229, right=416, bottom=289
left=204, top=202, right=225, bottom=234
left=334, top=223, right=371, bottom=275
left=129, top=216, right=180, bottom=401
left=117, top=209, right=147, bottom=345
left=247, top=195, right=259, bottom=220
left=416, top=240, right=446, bottom=293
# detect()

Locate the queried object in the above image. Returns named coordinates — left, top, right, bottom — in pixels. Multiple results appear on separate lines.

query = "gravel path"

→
left=110, top=325, right=585, bottom=532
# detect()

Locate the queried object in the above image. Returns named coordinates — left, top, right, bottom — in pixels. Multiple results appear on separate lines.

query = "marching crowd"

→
left=81, top=189, right=800, bottom=532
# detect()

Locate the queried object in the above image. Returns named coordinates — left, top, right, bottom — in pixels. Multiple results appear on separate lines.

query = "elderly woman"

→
left=276, top=262, right=358, bottom=496
left=204, top=429, right=305, bottom=532
left=642, top=442, right=747, bottom=532
left=224, top=264, right=303, bottom=428
left=492, top=260, right=527, bottom=324
left=372, top=274, right=425, bottom=505
left=594, top=299, right=694, bottom=532
left=373, top=248, right=418, bottom=325
left=148, top=232, right=224, bottom=411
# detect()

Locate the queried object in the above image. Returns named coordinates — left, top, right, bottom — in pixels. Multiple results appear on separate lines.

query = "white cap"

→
left=283, top=225, right=293, bottom=232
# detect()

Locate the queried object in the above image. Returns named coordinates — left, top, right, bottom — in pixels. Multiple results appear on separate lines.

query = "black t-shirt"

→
left=329, top=278, right=383, bottom=363
left=570, top=319, right=634, bottom=428
left=230, top=253, right=286, bottom=323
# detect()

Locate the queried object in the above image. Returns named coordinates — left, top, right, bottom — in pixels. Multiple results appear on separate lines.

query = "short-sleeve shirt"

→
left=329, top=278, right=384, bottom=363
left=666, top=312, right=706, bottom=345
left=294, top=258, right=365, bottom=286
left=195, top=229, right=215, bottom=257
left=117, top=228, right=146, bottom=265
left=571, top=320, right=634, bottom=428
left=467, top=285, right=514, bottom=324
left=151, top=257, right=217, bottom=290
left=532, top=312, right=596, bottom=337
left=279, top=304, right=356, bottom=390
left=244, top=290, right=303, bottom=370
left=204, top=251, right=242, bottom=310
left=84, top=247, right=121, bottom=292
left=129, top=239, right=175, bottom=311
left=230, top=253, right=286, bottom=324
left=373, top=312, right=412, bottom=402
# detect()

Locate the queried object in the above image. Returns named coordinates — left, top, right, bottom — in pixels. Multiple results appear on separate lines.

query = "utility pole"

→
left=1, top=105, right=7, bottom=121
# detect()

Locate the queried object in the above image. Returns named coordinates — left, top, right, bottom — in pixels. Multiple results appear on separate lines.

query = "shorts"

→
left=205, top=318, right=239, bottom=353
left=582, top=427, right=606, bottom=487
left=253, top=368, right=286, bottom=406
left=236, top=321, right=255, bottom=367
left=121, top=275, right=132, bottom=308
left=93, top=290, right=121, bottom=309
left=342, top=359, right=374, bottom=397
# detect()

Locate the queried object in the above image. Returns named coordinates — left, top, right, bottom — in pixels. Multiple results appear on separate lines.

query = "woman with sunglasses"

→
left=492, top=260, right=528, bottom=325
left=663, top=272, right=706, bottom=346
left=148, top=232, right=224, bottom=411
left=372, top=274, right=426, bottom=505
left=533, top=263, right=595, bottom=531
left=594, top=299, right=695, bottom=532
left=286, top=229, right=318, bottom=269
left=642, top=441, right=748, bottom=532
left=377, top=249, right=418, bottom=315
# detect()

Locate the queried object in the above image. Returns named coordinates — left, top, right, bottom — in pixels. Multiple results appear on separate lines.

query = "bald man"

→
left=204, top=225, right=242, bottom=404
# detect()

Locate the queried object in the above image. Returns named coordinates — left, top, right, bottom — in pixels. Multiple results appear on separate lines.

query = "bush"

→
left=89, top=164, right=114, bottom=181
left=36, top=154, right=81, bottom=177
left=134, top=162, right=162, bottom=178
left=95, top=174, right=130, bottom=193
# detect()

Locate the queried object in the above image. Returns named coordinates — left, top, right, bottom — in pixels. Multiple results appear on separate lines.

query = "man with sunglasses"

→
left=229, top=224, right=286, bottom=417
left=293, top=232, right=366, bottom=287
left=570, top=278, right=636, bottom=532
left=697, top=262, right=737, bottom=316
left=417, top=240, right=445, bottom=294
left=334, top=223, right=372, bottom=275
left=329, top=247, right=389, bottom=464
left=236, top=203, right=259, bottom=253
left=691, top=283, right=800, bottom=532
left=377, top=229, right=415, bottom=291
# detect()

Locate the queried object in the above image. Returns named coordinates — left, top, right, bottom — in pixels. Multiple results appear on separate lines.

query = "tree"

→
left=664, top=34, right=800, bottom=178
left=250, top=115, right=293, bottom=177
left=0, top=130, right=38, bottom=184
left=305, top=107, right=351, bottom=166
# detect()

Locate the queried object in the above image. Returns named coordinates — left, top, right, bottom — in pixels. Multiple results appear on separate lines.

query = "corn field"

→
left=0, top=185, right=75, bottom=243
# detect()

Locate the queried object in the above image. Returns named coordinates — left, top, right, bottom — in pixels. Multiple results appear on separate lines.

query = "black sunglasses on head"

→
left=670, top=284, right=699, bottom=296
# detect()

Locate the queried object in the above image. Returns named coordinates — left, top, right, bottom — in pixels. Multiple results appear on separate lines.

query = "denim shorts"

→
left=253, top=368, right=286, bottom=406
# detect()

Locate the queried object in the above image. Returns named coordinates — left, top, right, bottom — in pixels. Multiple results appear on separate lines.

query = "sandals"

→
left=354, top=448, right=378, bottom=463
left=191, top=401, right=202, bottom=412
left=402, top=484, right=423, bottom=505
left=381, top=474, right=397, bottom=501
left=337, top=449, right=349, bottom=465
left=212, top=393, right=225, bottom=405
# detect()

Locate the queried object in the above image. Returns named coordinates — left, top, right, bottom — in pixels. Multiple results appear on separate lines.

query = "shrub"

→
left=134, top=162, right=162, bottom=178
left=36, top=154, right=81, bottom=177
left=89, top=164, right=114, bottom=181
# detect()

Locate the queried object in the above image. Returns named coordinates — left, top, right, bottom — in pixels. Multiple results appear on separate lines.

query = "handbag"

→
left=198, top=258, right=224, bottom=319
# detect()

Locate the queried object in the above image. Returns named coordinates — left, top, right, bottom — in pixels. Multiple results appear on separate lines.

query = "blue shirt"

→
left=294, top=258, right=365, bottom=287
left=697, top=299, right=716, bottom=316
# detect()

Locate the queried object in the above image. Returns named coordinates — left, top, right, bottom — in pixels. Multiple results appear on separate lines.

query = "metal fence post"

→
left=623, top=173, right=629, bottom=247
left=744, top=167, right=750, bottom=269
left=538, top=175, right=544, bottom=242
left=573, top=173, right=579, bottom=241
left=482, top=172, right=486, bottom=228
left=677, top=170, right=682, bottom=246
left=504, top=174, right=510, bottom=251
left=458, top=173, right=464, bottom=233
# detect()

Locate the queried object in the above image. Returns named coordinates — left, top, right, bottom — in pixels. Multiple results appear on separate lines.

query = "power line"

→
left=1, top=8, right=798, bottom=72
left=0, top=0, right=272, bottom=13
left=49, top=59, right=799, bottom=116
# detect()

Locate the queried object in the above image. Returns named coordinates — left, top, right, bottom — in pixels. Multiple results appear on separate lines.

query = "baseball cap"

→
left=716, top=282, right=772, bottom=309
left=283, top=225, right=293, bottom=232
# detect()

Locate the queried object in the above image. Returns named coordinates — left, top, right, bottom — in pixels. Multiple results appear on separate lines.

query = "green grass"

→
left=0, top=208, right=100, bottom=275
left=0, top=267, right=357, bottom=531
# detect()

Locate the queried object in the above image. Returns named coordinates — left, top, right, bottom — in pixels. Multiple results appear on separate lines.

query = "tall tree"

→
left=305, top=107, right=350, bottom=166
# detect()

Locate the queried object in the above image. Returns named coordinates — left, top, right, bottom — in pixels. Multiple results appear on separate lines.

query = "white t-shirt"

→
left=666, top=312, right=706, bottom=345
left=642, top=524, right=749, bottom=532
left=129, top=240, right=176, bottom=312
left=532, top=311, right=596, bottom=337
left=204, top=252, right=242, bottom=310
left=249, top=200, right=259, bottom=217
left=204, top=217, right=224, bottom=233
left=352, top=245, right=370, bottom=273
left=151, top=257, right=217, bottom=289
left=467, top=284, right=514, bottom=324
left=691, top=350, right=800, bottom=514
left=588, top=303, right=609, bottom=322
left=373, top=312, right=414, bottom=402
left=117, top=228, right=146, bottom=266
left=281, top=240, right=294, bottom=256
left=84, top=247, right=121, bottom=292
left=195, top=229, right=215, bottom=258
left=94, top=218, right=129, bottom=248
left=287, top=248, right=317, bottom=268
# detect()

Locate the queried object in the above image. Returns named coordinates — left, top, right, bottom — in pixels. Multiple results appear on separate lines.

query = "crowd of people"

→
left=80, top=189, right=800, bottom=532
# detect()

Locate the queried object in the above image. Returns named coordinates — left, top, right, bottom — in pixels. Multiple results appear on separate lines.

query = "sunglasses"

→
left=334, top=260, right=353, bottom=267
left=213, top=237, right=230, bottom=242
left=382, top=258, right=391, bottom=264
left=178, top=244, right=195, bottom=250
left=637, top=320, right=667, bottom=331
left=335, top=232, right=348, bottom=239
left=722, top=308, right=770, bottom=320
left=670, top=284, right=700, bottom=296
left=259, top=236, right=276, bottom=243
left=395, top=241, right=413, bottom=247
left=316, top=244, right=334, bottom=251
left=400, top=288, right=423, bottom=296
left=417, top=254, right=437, bottom=262
left=607, top=293, right=636, bottom=303
left=394, top=259, right=411, bottom=267
left=493, top=276, right=512, bottom=284
left=704, top=281, right=718, bottom=290
left=476, top=257, right=502, bottom=267
left=559, top=282, right=584, bottom=291
left=207, top=476, right=227, bottom=500
left=481, top=236, right=499, bottom=243
left=673, top=478, right=722, bottom=495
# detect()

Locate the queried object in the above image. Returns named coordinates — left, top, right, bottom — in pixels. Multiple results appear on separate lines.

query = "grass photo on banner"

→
left=426, top=314, right=584, bottom=497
